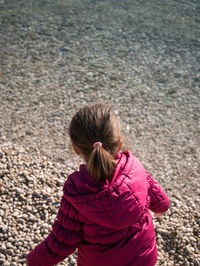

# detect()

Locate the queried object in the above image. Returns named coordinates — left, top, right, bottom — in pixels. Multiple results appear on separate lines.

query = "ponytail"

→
left=87, top=145, right=117, bottom=181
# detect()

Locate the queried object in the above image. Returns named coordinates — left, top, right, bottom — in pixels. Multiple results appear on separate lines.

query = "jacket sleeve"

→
left=27, top=196, right=83, bottom=266
left=146, top=171, right=170, bottom=214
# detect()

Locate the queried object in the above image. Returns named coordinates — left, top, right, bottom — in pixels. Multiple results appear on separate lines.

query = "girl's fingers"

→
left=154, top=213, right=162, bottom=218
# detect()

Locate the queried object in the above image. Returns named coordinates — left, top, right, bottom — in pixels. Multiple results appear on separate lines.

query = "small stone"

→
left=26, top=205, right=32, bottom=212
left=29, top=214, right=37, bottom=222
left=0, top=158, right=6, bottom=163
left=169, top=250, right=175, bottom=255
left=184, top=259, right=189, bottom=266
left=1, top=204, right=7, bottom=210
left=185, top=245, right=193, bottom=254
left=11, top=230, right=18, bottom=237
left=13, top=211, right=19, bottom=217
left=18, top=147, right=25, bottom=153
left=3, top=261, right=10, bottom=266
left=0, top=259, right=5, bottom=264
left=6, top=242, right=12, bottom=249
left=6, top=249, right=14, bottom=256
left=1, top=243, right=6, bottom=250
left=42, top=223, right=51, bottom=229
left=171, top=230, right=177, bottom=237
left=0, top=254, right=6, bottom=259
left=189, top=236, right=196, bottom=242
left=18, top=241, right=23, bottom=246
left=17, top=218, right=24, bottom=224
left=69, top=257, right=76, bottom=265
left=57, top=191, right=63, bottom=198
left=2, top=225, right=8, bottom=234
left=8, top=237, right=15, bottom=243
left=22, top=170, right=30, bottom=177
left=46, top=187, right=52, bottom=193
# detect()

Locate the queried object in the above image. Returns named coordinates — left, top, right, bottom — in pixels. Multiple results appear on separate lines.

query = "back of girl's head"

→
left=69, top=103, right=122, bottom=181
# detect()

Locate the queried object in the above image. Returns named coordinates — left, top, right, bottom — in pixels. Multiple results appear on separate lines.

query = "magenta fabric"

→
left=27, top=151, right=170, bottom=266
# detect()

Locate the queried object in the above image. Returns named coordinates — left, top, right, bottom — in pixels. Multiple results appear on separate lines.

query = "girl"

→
left=27, top=103, right=170, bottom=266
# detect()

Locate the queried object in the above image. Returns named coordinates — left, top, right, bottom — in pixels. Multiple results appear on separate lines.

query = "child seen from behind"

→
left=27, top=103, right=170, bottom=266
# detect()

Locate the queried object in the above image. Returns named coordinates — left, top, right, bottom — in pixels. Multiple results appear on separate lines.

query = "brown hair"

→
left=69, top=103, right=122, bottom=181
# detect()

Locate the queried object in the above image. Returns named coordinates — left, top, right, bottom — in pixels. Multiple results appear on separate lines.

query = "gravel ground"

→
left=0, top=0, right=200, bottom=265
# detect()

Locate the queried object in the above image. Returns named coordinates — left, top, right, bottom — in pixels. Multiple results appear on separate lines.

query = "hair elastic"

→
left=93, top=142, right=102, bottom=148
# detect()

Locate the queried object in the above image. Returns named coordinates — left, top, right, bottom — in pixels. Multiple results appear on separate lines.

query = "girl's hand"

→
left=154, top=212, right=162, bottom=218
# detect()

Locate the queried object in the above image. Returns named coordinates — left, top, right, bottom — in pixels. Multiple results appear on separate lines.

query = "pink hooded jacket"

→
left=27, top=151, right=170, bottom=266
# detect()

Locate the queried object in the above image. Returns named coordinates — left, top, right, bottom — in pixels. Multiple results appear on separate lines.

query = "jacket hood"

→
left=63, top=151, right=146, bottom=229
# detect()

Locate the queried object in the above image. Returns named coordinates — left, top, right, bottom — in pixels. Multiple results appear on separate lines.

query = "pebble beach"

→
left=0, top=0, right=200, bottom=265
